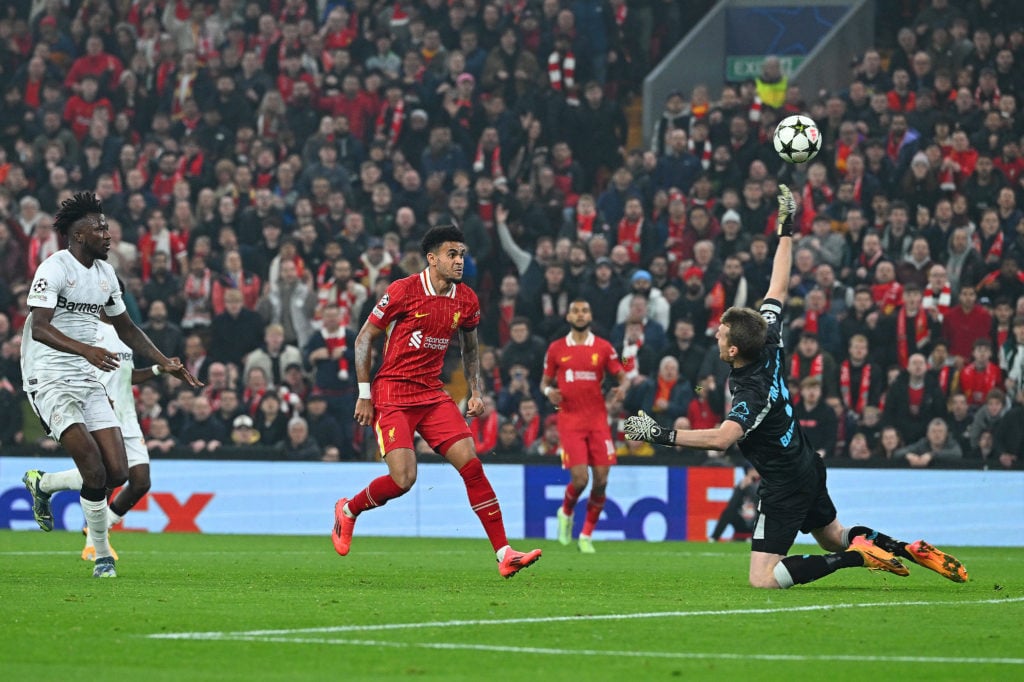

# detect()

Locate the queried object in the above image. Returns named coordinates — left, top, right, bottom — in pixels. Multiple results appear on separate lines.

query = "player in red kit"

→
left=541, top=299, right=629, bottom=553
left=331, top=224, right=542, bottom=578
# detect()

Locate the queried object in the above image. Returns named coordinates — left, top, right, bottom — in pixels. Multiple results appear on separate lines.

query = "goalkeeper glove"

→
left=776, top=184, right=796, bottom=237
left=623, top=410, right=675, bottom=446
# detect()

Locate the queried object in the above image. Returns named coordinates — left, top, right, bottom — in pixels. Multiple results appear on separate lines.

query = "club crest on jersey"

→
left=451, top=311, right=461, bottom=329
left=592, top=353, right=599, bottom=366
left=99, top=279, right=110, bottom=292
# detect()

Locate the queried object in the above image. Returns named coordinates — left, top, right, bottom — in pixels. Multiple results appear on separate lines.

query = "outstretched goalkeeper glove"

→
left=776, top=183, right=796, bottom=237
left=623, top=410, right=675, bottom=446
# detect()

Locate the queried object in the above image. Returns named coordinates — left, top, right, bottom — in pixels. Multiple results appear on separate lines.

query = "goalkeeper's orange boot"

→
left=332, top=498, right=356, bottom=556
left=849, top=536, right=909, bottom=576
left=498, top=547, right=542, bottom=578
left=905, top=540, right=969, bottom=583
left=81, top=526, right=118, bottom=561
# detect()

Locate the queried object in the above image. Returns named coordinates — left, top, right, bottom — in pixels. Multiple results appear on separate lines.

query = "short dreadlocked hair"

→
left=53, top=192, right=103, bottom=237
left=421, top=224, right=465, bottom=256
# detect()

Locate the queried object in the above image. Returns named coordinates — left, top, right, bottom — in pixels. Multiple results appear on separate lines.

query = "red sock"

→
left=562, top=483, right=583, bottom=516
left=581, top=494, right=605, bottom=537
left=348, top=475, right=407, bottom=515
left=459, top=458, right=508, bottom=551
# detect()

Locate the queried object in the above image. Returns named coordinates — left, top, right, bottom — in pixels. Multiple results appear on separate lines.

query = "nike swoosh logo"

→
left=488, top=510, right=500, bottom=516
left=560, top=356, right=571, bottom=362
left=414, top=312, right=429, bottom=318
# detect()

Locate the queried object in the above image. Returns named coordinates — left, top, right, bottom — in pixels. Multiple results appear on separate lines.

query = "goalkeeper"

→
left=624, top=185, right=969, bottom=589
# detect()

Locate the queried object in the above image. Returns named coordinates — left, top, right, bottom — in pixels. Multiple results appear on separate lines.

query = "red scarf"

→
left=835, top=140, right=856, bottom=175
left=471, top=411, right=499, bottom=453
left=923, top=284, right=951, bottom=322
left=547, top=49, right=575, bottom=93
left=517, top=414, right=541, bottom=447
left=804, top=309, right=819, bottom=334
left=376, top=98, right=404, bottom=148
left=665, top=217, right=686, bottom=264
left=616, top=217, right=644, bottom=264
left=473, top=144, right=504, bottom=181
left=749, top=95, right=762, bottom=122
left=321, top=327, right=350, bottom=380
left=936, top=365, right=952, bottom=394
left=791, top=352, right=823, bottom=380
left=871, top=281, right=903, bottom=315
left=687, top=138, right=712, bottom=170
left=706, top=281, right=726, bottom=335
left=576, top=212, right=596, bottom=241
left=800, top=181, right=834, bottom=235
left=896, top=306, right=929, bottom=368
left=973, top=229, right=1003, bottom=261
left=887, top=130, right=911, bottom=161
left=243, top=387, right=266, bottom=416
left=840, top=361, right=871, bottom=414
left=318, top=280, right=358, bottom=329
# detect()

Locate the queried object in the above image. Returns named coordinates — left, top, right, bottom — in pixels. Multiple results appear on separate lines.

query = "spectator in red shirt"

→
left=64, top=35, right=123, bottom=93
left=870, top=260, right=904, bottom=315
left=942, top=286, right=992, bottom=362
left=958, top=338, right=1003, bottom=407
left=62, top=75, right=112, bottom=141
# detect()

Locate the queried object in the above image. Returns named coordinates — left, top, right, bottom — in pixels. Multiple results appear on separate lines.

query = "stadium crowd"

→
left=0, top=0, right=1022, bottom=466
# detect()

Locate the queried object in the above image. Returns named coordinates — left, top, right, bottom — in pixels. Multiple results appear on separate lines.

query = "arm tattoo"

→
left=354, top=328, right=373, bottom=383
left=461, top=328, right=482, bottom=395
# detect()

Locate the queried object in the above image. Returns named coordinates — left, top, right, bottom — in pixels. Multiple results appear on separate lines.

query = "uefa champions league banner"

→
left=0, top=457, right=1021, bottom=546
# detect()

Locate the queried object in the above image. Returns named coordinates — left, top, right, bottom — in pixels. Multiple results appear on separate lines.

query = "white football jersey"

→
left=21, top=250, right=126, bottom=392
left=93, top=321, right=143, bottom=439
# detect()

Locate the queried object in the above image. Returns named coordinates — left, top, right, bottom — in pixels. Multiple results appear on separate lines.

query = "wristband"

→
left=651, top=424, right=675, bottom=447
left=358, top=382, right=372, bottom=400
left=543, top=385, right=553, bottom=397
left=777, top=216, right=794, bottom=238
left=151, top=364, right=162, bottom=376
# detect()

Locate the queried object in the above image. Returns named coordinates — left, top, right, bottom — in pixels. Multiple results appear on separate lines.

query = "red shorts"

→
left=559, top=427, right=617, bottom=469
left=374, top=400, right=472, bottom=457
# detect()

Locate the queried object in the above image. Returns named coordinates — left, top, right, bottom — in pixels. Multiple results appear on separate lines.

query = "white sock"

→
left=106, top=507, right=124, bottom=529
left=772, top=561, right=795, bottom=589
left=342, top=503, right=355, bottom=519
left=496, top=545, right=510, bottom=562
left=40, top=468, right=84, bottom=495
left=82, top=496, right=112, bottom=559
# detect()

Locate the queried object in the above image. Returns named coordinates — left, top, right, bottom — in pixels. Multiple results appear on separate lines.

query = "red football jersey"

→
left=368, top=269, right=481, bottom=406
left=543, top=331, right=624, bottom=431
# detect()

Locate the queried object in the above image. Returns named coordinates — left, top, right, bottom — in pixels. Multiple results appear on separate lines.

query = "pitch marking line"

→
left=167, top=636, right=1024, bottom=666
left=149, top=596, right=1024, bottom=641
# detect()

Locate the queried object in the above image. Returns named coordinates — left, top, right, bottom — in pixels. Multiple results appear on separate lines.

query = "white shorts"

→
left=124, top=433, right=150, bottom=468
left=29, top=382, right=119, bottom=440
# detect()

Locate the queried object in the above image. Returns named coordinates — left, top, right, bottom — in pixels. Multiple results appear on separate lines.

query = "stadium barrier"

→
left=1, top=456, right=1020, bottom=546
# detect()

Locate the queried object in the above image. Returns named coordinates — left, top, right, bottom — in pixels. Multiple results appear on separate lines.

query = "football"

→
left=773, top=114, right=821, bottom=164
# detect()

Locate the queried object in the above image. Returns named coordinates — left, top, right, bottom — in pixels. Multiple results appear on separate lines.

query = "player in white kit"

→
left=30, top=307, right=165, bottom=561
left=20, top=192, right=201, bottom=578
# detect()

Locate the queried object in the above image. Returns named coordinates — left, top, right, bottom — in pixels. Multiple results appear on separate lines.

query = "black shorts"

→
left=751, top=457, right=838, bottom=556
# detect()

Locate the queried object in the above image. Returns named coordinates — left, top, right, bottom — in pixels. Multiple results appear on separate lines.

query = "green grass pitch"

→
left=1, top=531, right=1021, bottom=681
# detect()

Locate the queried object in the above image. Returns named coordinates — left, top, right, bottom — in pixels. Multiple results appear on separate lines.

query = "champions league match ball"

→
left=773, top=114, right=821, bottom=164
